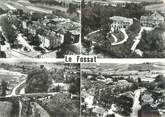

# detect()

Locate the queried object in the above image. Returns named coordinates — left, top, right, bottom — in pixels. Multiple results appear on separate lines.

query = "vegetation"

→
left=82, top=2, right=146, bottom=36
left=69, top=77, right=80, bottom=95
left=1, top=80, right=8, bottom=96
left=25, top=66, right=52, bottom=93
left=45, top=93, right=80, bottom=117
left=67, top=3, right=77, bottom=14
left=82, top=2, right=147, bottom=58
left=1, top=16, right=17, bottom=46
left=138, top=23, right=165, bottom=58
left=29, top=0, right=62, bottom=5
left=0, top=8, right=6, bottom=14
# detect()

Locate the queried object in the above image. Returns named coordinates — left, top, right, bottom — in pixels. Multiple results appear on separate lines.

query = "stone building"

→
left=140, top=11, right=164, bottom=27
left=110, top=16, right=133, bottom=30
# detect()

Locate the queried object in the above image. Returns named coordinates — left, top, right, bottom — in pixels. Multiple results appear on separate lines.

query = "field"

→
left=0, top=101, right=13, bottom=117
left=145, top=3, right=165, bottom=12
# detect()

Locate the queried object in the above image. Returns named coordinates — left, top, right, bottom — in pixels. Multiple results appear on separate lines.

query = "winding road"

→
left=111, top=28, right=128, bottom=46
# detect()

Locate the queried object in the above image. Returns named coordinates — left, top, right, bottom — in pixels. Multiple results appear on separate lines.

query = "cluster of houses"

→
left=24, top=19, right=64, bottom=49
left=22, top=14, right=79, bottom=49
left=140, top=11, right=164, bottom=27
left=8, top=9, right=80, bottom=54
left=109, top=11, right=164, bottom=31
left=81, top=72, right=135, bottom=117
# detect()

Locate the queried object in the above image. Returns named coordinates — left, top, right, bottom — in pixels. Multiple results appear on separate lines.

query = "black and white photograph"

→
left=81, top=61, right=165, bottom=117
left=0, top=59, right=80, bottom=117
left=82, top=0, right=165, bottom=58
left=0, top=0, right=80, bottom=58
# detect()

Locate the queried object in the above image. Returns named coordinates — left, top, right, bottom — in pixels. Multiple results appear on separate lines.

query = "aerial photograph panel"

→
left=81, top=62, right=165, bottom=117
left=0, top=59, right=80, bottom=117
left=0, top=0, right=80, bottom=58
left=82, top=0, right=165, bottom=58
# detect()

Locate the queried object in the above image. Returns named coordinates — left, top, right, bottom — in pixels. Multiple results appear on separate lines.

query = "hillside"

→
left=108, top=0, right=162, bottom=3
left=82, top=62, right=165, bottom=75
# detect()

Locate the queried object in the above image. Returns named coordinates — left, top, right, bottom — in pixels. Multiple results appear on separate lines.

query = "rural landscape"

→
left=0, top=60, right=80, bottom=117
left=82, top=0, right=165, bottom=58
left=0, top=0, right=80, bottom=58
left=81, top=62, right=165, bottom=117
left=1, top=0, right=165, bottom=117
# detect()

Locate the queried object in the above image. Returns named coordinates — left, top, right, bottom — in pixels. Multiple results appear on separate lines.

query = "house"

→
left=110, top=16, right=133, bottom=30
left=140, top=11, right=164, bottom=27
left=84, top=95, right=94, bottom=107
left=91, top=0, right=109, bottom=6
left=109, top=0, right=140, bottom=7
left=115, top=80, right=133, bottom=89
left=38, top=30, right=63, bottom=49
left=141, top=92, right=154, bottom=105
left=92, top=106, right=106, bottom=117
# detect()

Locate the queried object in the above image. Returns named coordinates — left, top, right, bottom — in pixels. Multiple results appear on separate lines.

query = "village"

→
left=0, top=0, right=80, bottom=58
left=82, top=0, right=165, bottom=58
left=81, top=62, right=165, bottom=117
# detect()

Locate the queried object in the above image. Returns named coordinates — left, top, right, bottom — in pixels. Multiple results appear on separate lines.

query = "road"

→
left=131, top=27, right=144, bottom=52
left=88, top=29, right=101, bottom=36
left=104, top=104, right=122, bottom=117
left=0, top=0, right=54, bottom=14
left=111, top=28, right=128, bottom=46
left=131, top=26, right=154, bottom=56
left=3, top=3, right=16, bottom=10
left=9, top=80, right=26, bottom=96
left=25, top=5, right=53, bottom=14
left=19, top=100, right=22, bottom=117
left=33, top=102, right=51, bottom=117
left=111, top=33, right=118, bottom=45
left=4, top=33, right=41, bottom=58
left=130, top=88, right=146, bottom=117
left=130, top=89, right=141, bottom=117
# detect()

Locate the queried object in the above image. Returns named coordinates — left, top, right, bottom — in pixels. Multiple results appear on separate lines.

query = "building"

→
left=114, top=80, right=133, bottom=90
left=110, top=16, right=133, bottom=30
left=38, top=30, right=63, bottom=49
left=109, top=0, right=141, bottom=7
left=140, top=11, right=164, bottom=27
left=92, top=106, right=106, bottom=117
left=141, top=92, right=154, bottom=105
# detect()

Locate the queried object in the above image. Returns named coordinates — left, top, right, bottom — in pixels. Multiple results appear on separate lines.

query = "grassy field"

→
left=0, top=101, right=12, bottom=117
left=145, top=3, right=165, bottom=12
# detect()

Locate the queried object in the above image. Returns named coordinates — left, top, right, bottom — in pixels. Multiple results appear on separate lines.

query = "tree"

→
left=69, top=77, right=80, bottom=95
left=126, top=19, right=141, bottom=34
left=55, top=85, right=60, bottom=92
left=67, top=3, right=77, bottom=14
left=138, top=25, right=165, bottom=57
left=0, top=51, right=6, bottom=58
left=1, top=80, right=8, bottom=96
left=1, top=16, right=17, bottom=45
left=158, top=22, right=165, bottom=31
left=32, top=34, right=41, bottom=46
left=46, top=93, right=79, bottom=117
left=25, top=65, right=52, bottom=93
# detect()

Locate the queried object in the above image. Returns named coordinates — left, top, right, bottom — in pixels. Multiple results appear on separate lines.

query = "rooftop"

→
left=110, top=16, right=133, bottom=22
